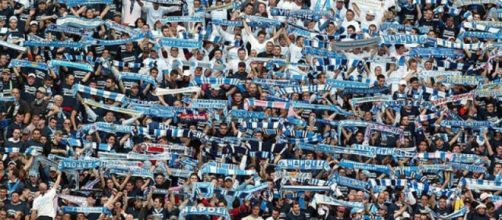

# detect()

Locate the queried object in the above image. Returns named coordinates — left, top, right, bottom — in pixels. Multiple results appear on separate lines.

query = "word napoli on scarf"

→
left=338, top=159, right=392, bottom=175
left=190, top=99, right=228, bottom=109
left=409, top=47, right=465, bottom=58
left=276, top=160, right=331, bottom=171
left=431, top=93, right=474, bottom=106
left=179, top=206, right=231, bottom=220
left=8, top=59, right=48, bottom=70
left=128, top=105, right=176, bottom=118
left=159, top=37, right=202, bottom=48
left=270, top=7, right=332, bottom=20
left=380, top=34, right=428, bottom=44
left=0, top=40, right=27, bottom=52
left=73, top=84, right=127, bottom=103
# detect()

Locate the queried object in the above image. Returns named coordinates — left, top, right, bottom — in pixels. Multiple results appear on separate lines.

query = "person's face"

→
left=85, top=9, right=94, bottom=18
left=11, top=193, right=19, bottom=203
left=266, top=43, right=274, bottom=52
left=233, top=93, right=242, bottom=102
left=271, top=210, right=280, bottom=218
left=38, top=182, right=48, bottom=193
left=238, top=50, right=246, bottom=59
left=292, top=204, right=300, bottom=213
left=245, top=5, right=253, bottom=14
left=346, top=11, right=354, bottom=20
left=252, top=206, right=260, bottom=216
left=273, top=47, right=281, bottom=56
left=154, top=198, right=162, bottom=208
left=258, top=34, right=266, bottom=43
left=27, top=76, right=35, bottom=85
left=12, top=129, right=20, bottom=139
left=190, top=175, right=198, bottom=183
left=487, top=104, right=494, bottom=112
left=155, top=175, right=164, bottom=184
left=8, top=19, right=16, bottom=29
left=106, top=180, right=114, bottom=188
left=49, top=119, right=57, bottom=128
left=356, top=133, right=363, bottom=142
left=214, top=51, right=222, bottom=59
left=477, top=207, right=486, bottom=215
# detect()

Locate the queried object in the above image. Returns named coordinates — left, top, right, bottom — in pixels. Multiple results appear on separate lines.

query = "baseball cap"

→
left=480, top=192, right=492, bottom=201
left=399, top=80, right=407, bottom=86
left=30, top=21, right=38, bottom=26
left=49, top=166, right=57, bottom=172
left=37, top=87, right=46, bottom=94
left=9, top=16, right=17, bottom=22
left=28, top=73, right=36, bottom=78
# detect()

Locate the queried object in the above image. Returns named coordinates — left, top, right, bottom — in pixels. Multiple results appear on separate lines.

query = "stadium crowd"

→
left=0, top=0, right=500, bottom=219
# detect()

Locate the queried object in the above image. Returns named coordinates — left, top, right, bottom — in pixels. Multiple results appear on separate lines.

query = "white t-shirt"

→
left=33, top=188, right=57, bottom=218
left=122, top=0, right=142, bottom=26
left=289, top=44, right=303, bottom=63
left=143, top=4, right=179, bottom=28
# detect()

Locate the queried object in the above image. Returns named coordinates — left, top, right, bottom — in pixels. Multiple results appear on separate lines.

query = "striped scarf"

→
left=73, top=84, right=127, bottom=103
left=198, top=162, right=257, bottom=178
left=327, top=174, right=368, bottom=190
left=276, top=85, right=332, bottom=96
left=276, top=160, right=331, bottom=171
left=433, top=38, right=484, bottom=50
left=8, top=59, right=48, bottom=70
left=431, top=93, right=474, bottom=106
left=191, top=77, right=241, bottom=86
left=338, top=159, right=392, bottom=175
